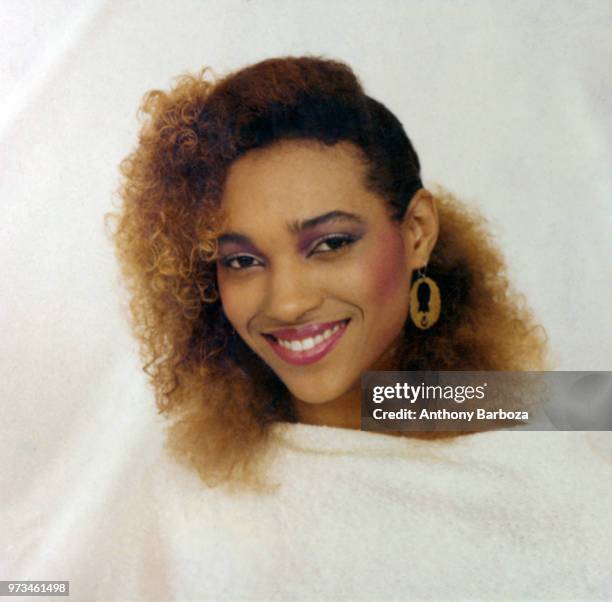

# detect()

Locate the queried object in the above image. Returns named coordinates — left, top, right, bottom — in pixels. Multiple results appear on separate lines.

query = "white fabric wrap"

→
left=7, top=423, right=612, bottom=601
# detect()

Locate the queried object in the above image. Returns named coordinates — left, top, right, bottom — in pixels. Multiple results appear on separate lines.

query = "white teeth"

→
left=302, top=338, right=315, bottom=350
left=275, top=321, right=346, bottom=351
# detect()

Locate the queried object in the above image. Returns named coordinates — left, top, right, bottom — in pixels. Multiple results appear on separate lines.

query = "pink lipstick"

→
left=263, top=319, right=350, bottom=366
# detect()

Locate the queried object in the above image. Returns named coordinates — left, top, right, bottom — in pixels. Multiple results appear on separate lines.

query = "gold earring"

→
left=409, top=267, right=441, bottom=330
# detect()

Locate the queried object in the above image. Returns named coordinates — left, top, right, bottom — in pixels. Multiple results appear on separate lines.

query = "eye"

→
left=309, top=234, right=359, bottom=256
left=220, top=254, right=263, bottom=271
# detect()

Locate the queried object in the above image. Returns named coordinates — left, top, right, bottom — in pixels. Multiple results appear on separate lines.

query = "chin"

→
left=287, top=376, right=358, bottom=405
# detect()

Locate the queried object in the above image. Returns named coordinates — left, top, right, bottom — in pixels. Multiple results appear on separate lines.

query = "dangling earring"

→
left=409, top=267, right=441, bottom=330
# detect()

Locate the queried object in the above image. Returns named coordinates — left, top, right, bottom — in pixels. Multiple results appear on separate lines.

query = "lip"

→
left=263, top=319, right=350, bottom=366
left=265, top=319, right=348, bottom=341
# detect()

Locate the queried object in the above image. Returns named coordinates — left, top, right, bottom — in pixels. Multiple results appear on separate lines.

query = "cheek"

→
left=361, top=230, right=408, bottom=305
left=217, top=272, right=252, bottom=327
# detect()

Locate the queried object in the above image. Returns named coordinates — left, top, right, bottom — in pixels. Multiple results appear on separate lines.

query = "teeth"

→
left=302, top=338, right=315, bottom=350
left=276, top=321, right=345, bottom=351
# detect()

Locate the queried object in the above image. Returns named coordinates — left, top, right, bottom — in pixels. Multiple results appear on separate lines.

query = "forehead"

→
left=219, top=140, right=385, bottom=227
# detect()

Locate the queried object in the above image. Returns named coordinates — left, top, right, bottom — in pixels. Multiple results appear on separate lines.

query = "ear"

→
left=401, top=189, right=439, bottom=271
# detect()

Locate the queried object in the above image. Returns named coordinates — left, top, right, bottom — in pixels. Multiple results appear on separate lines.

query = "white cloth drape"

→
left=7, top=422, right=612, bottom=601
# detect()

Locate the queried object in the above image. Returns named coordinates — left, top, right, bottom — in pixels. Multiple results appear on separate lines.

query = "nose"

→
left=262, top=259, right=324, bottom=324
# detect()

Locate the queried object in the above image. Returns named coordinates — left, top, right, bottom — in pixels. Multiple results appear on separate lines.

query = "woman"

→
left=107, top=56, right=611, bottom=599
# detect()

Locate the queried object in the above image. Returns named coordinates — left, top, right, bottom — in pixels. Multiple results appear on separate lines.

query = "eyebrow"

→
left=287, top=210, right=366, bottom=234
left=216, top=210, right=366, bottom=247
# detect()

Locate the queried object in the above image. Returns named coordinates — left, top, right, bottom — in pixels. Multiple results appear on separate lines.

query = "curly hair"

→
left=105, top=56, right=548, bottom=488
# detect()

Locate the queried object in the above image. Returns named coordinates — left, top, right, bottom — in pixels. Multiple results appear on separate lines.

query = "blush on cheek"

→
left=365, top=230, right=408, bottom=303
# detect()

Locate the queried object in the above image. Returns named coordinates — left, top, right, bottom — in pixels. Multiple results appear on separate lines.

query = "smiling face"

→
left=216, top=140, right=429, bottom=412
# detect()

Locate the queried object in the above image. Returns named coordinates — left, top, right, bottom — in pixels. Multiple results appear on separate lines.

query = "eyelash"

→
left=221, top=234, right=359, bottom=271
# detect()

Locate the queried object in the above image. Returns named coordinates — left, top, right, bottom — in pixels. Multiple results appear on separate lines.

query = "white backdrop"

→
left=1, top=0, right=611, bottom=590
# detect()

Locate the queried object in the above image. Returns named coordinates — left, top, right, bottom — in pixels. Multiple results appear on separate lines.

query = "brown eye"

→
left=309, top=234, right=358, bottom=255
left=222, top=254, right=263, bottom=270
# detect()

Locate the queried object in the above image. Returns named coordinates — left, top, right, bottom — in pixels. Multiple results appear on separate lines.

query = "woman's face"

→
left=216, top=140, right=421, bottom=405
